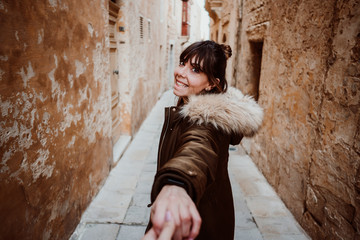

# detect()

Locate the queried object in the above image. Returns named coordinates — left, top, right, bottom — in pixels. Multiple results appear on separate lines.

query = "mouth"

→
left=175, top=79, right=188, bottom=88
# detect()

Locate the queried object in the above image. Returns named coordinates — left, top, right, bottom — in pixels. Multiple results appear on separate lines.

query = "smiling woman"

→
left=143, top=40, right=263, bottom=240
left=173, top=60, right=211, bottom=97
left=173, top=40, right=231, bottom=105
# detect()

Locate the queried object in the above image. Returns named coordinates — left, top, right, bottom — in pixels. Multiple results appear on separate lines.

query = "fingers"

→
left=188, top=204, right=202, bottom=239
left=179, top=203, right=192, bottom=238
left=150, top=185, right=202, bottom=240
left=158, top=211, right=176, bottom=240
left=151, top=192, right=171, bottom=234
left=144, top=212, right=176, bottom=240
left=142, top=228, right=157, bottom=240
left=151, top=204, right=166, bottom=235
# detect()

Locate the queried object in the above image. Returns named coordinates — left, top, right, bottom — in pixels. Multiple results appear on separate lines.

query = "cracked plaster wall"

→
left=0, top=0, right=112, bottom=239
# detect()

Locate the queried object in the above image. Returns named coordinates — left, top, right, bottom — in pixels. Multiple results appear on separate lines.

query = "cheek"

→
left=197, top=76, right=210, bottom=88
left=174, top=66, right=182, bottom=75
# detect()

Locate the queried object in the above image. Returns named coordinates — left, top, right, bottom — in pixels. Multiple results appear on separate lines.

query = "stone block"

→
left=234, top=227, right=264, bottom=240
left=135, top=179, right=154, bottom=194
left=116, top=225, right=147, bottom=240
left=91, top=189, right=133, bottom=209
left=131, top=193, right=151, bottom=207
left=255, top=216, right=309, bottom=236
left=123, top=205, right=151, bottom=225
left=104, top=174, right=139, bottom=191
left=81, top=206, right=128, bottom=224
left=80, top=224, right=120, bottom=240
left=246, top=196, right=289, bottom=218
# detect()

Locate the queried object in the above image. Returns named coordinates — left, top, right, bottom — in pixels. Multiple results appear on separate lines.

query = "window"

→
left=222, top=33, right=227, bottom=43
left=139, top=16, right=144, bottom=40
left=249, top=41, right=263, bottom=101
left=181, top=0, right=190, bottom=36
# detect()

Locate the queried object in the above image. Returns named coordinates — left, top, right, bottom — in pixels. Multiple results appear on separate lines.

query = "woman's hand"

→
left=150, top=185, right=202, bottom=240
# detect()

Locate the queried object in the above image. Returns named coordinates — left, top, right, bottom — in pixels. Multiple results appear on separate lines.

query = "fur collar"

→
left=179, top=87, right=263, bottom=137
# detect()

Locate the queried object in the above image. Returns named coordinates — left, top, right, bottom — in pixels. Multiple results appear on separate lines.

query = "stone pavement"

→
left=70, top=90, right=310, bottom=240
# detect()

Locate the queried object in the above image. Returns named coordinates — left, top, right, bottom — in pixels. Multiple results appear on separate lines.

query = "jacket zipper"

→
left=157, top=107, right=171, bottom=170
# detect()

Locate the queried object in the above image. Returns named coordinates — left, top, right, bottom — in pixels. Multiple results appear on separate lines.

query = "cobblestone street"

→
left=70, top=90, right=310, bottom=240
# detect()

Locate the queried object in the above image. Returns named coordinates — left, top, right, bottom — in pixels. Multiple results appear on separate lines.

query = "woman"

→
left=144, top=40, right=263, bottom=240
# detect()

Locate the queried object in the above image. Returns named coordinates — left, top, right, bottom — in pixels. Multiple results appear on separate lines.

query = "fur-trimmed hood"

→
left=179, top=87, right=263, bottom=137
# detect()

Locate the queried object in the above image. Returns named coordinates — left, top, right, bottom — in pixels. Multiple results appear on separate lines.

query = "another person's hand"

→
left=142, top=211, right=175, bottom=240
left=150, top=185, right=202, bottom=240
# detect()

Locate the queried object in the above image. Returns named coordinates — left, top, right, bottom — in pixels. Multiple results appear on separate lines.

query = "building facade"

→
left=206, top=0, right=360, bottom=239
left=0, top=0, right=208, bottom=239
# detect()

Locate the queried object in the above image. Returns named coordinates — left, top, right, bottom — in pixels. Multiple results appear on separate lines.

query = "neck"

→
left=177, top=97, right=189, bottom=106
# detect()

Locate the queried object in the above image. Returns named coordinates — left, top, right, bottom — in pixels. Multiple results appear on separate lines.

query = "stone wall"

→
left=0, top=0, right=112, bottom=239
left=207, top=0, right=360, bottom=239
left=117, top=0, right=192, bottom=135
left=117, top=0, right=167, bottom=136
left=245, top=0, right=360, bottom=239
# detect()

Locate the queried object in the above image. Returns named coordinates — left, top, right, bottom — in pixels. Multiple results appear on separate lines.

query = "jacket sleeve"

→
left=151, top=125, right=220, bottom=205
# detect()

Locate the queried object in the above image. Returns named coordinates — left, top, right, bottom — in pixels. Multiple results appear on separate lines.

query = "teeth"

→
left=177, top=81, right=187, bottom=87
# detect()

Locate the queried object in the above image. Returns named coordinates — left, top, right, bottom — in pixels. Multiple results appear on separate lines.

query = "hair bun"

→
left=221, top=44, right=232, bottom=59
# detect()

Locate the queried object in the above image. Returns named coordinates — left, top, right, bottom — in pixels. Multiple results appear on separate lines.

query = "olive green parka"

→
left=149, top=87, right=263, bottom=240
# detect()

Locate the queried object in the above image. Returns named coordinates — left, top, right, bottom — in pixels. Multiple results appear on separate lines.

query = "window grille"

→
left=140, top=16, right=144, bottom=40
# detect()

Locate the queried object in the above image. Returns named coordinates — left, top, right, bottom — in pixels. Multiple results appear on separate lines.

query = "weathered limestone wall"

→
left=245, top=0, right=360, bottom=239
left=117, top=0, right=184, bottom=135
left=234, top=0, right=269, bottom=100
left=0, top=1, right=112, bottom=239
left=208, top=0, right=360, bottom=238
left=207, top=0, right=243, bottom=86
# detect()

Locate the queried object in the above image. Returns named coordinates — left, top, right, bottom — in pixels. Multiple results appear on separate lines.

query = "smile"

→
left=176, top=80, right=188, bottom=88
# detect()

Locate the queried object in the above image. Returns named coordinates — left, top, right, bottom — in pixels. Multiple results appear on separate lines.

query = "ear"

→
left=209, top=78, right=220, bottom=90
left=206, top=78, right=220, bottom=91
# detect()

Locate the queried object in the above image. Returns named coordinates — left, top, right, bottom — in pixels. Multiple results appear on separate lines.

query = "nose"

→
left=176, top=65, right=187, bottom=78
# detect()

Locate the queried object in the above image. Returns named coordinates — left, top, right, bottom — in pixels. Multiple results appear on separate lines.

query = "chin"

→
left=173, top=87, right=184, bottom=97
left=173, top=88, right=179, bottom=96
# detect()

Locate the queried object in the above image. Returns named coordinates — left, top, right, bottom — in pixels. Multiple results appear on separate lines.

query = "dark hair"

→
left=179, top=40, right=232, bottom=95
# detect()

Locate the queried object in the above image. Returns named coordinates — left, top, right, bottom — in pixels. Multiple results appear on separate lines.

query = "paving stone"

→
left=91, top=189, right=133, bottom=209
left=104, top=175, right=139, bottom=192
left=237, top=178, right=279, bottom=198
left=116, top=225, right=147, bottom=240
left=131, top=193, right=151, bottom=207
left=110, top=163, right=142, bottom=177
left=135, top=180, right=153, bottom=194
left=231, top=173, right=262, bottom=231
left=262, top=234, right=310, bottom=240
left=235, top=227, right=264, bottom=240
left=81, top=206, right=128, bottom=223
left=123, top=205, right=151, bottom=225
left=246, top=196, right=289, bottom=218
left=138, top=171, right=156, bottom=182
left=79, top=224, right=120, bottom=240
left=122, top=148, right=150, bottom=162
left=255, top=216, right=309, bottom=236
left=142, top=162, right=157, bottom=172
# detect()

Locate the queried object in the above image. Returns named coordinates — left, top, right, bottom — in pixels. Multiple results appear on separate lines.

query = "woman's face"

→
left=173, top=59, right=211, bottom=97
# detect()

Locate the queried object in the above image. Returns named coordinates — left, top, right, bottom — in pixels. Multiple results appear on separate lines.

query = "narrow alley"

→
left=70, top=90, right=310, bottom=240
left=1, top=0, right=359, bottom=239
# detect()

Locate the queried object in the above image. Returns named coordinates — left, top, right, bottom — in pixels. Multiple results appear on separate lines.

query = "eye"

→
left=191, top=67, right=200, bottom=73
left=179, top=61, right=185, bottom=66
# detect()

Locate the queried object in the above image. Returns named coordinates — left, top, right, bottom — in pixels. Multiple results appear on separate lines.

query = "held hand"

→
left=150, top=185, right=202, bottom=240
left=142, top=211, right=176, bottom=240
